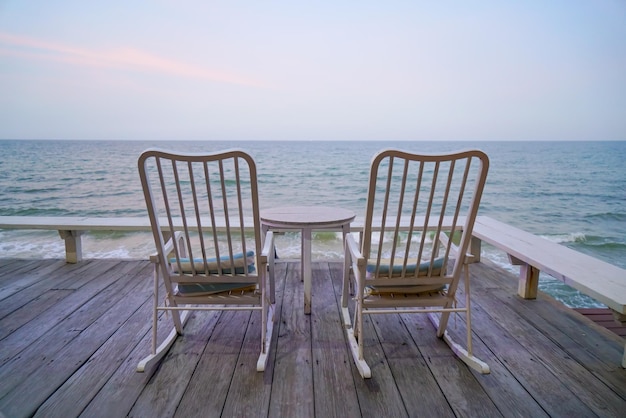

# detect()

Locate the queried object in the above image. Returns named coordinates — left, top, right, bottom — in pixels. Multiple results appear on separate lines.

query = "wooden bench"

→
left=0, top=216, right=154, bottom=263
left=0, top=216, right=253, bottom=264
left=470, top=216, right=626, bottom=367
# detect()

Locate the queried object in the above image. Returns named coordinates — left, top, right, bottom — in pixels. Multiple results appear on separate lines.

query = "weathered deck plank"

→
left=0, top=257, right=624, bottom=418
left=130, top=310, right=222, bottom=417
left=175, top=310, right=251, bottom=417
left=269, top=261, right=314, bottom=417
left=0, top=259, right=75, bottom=315
left=2, top=261, right=152, bottom=418
left=35, top=262, right=155, bottom=417
left=375, top=313, right=461, bottom=417
left=465, top=261, right=626, bottom=416
left=310, top=263, right=361, bottom=417
left=471, top=262, right=626, bottom=399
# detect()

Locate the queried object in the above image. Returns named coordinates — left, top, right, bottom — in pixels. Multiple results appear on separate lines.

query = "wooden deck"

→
left=0, top=258, right=625, bottom=418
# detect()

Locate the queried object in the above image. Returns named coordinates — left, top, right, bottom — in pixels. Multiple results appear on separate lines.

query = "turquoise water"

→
left=1, top=139, right=625, bottom=308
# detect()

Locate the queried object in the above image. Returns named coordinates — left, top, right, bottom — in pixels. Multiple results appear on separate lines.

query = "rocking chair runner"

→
left=342, top=149, right=490, bottom=378
left=137, top=149, right=275, bottom=373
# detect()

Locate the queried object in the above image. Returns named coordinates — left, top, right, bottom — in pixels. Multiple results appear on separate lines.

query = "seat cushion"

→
left=365, top=257, right=446, bottom=294
left=366, top=257, right=444, bottom=278
left=176, top=282, right=257, bottom=296
left=171, top=250, right=255, bottom=274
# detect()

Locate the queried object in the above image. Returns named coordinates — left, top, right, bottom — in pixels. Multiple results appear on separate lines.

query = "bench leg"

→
left=508, top=255, right=539, bottom=299
left=58, top=230, right=84, bottom=263
left=468, top=236, right=482, bottom=263
left=518, top=263, right=539, bottom=299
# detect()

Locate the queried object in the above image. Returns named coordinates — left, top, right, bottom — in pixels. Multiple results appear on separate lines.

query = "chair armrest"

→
left=149, top=231, right=186, bottom=264
left=438, top=232, right=474, bottom=263
left=260, top=230, right=275, bottom=262
left=346, top=233, right=366, bottom=267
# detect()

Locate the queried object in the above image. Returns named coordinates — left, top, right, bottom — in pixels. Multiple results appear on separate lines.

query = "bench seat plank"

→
left=0, top=217, right=152, bottom=231
left=473, top=216, right=626, bottom=315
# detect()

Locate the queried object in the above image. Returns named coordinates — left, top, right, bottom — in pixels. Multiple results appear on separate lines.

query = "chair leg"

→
left=341, top=248, right=353, bottom=328
left=427, top=312, right=490, bottom=374
left=137, top=264, right=190, bottom=373
left=344, top=294, right=371, bottom=378
left=464, top=264, right=474, bottom=357
left=342, top=255, right=351, bottom=309
left=340, top=260, right=370, bottom=377
left=341, top=292, right=352, bottom=328
left=346, top=328, right=371, bottom=379
left=257, top=262, right=276, bottom=372
left=268, top=254, right=276, bottom=305
left=137, top=309, right=191, bottom=372
left=428, top=264, right=489, bottom=374
left=257, top=303, right=275, bottom=372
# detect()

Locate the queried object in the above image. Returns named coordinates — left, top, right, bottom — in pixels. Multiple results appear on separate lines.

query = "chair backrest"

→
left=361, top=149, right=489, bottom=291
left=138, top=149, right=263, bottom=285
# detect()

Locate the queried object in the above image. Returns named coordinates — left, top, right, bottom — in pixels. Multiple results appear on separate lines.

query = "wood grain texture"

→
left=0, top=258, right=624, bottom=417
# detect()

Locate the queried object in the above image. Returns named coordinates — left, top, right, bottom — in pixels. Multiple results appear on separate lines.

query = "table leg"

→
left=302, top=228, right=312, bottom=314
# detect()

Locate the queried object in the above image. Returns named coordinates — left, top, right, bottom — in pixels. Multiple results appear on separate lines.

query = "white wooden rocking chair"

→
left=342, top=149, right=490, bottom=378
left=137, top=149, right=275, bottom=373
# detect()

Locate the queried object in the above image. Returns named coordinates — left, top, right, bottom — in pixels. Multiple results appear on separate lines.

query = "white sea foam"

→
left=540, top=232, right=587, bottom=244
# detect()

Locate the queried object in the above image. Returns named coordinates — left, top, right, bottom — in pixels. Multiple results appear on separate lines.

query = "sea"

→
left=1, top=139, right=625, bottom=308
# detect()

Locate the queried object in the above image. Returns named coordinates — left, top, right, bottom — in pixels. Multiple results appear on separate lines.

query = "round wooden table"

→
left=260, top=206, right=355, bottom=314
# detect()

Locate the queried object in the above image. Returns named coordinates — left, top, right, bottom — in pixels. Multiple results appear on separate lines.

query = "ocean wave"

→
left=583, top=241, right=626, bottom=251
left=7, top=186, right=65, bottom=194
left=585, top=212, right=626, bottom=222
left=539, top=233, right=626, bottom=258
left=539, top=232, right=588, bottom=244
left=0, top=207, right=73, bottom=216
left=551, top=232, right=624, bottom=245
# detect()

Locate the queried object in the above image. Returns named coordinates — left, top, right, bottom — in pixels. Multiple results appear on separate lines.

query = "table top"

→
left=260, top=206, right=355, bottom=228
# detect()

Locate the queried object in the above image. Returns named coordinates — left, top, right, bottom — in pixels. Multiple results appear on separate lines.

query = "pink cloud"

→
left=0, top=32, right=267, bottom=88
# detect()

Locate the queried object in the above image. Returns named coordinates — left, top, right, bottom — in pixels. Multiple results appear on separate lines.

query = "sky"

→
left=1, top=1, right=625, bottom=141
